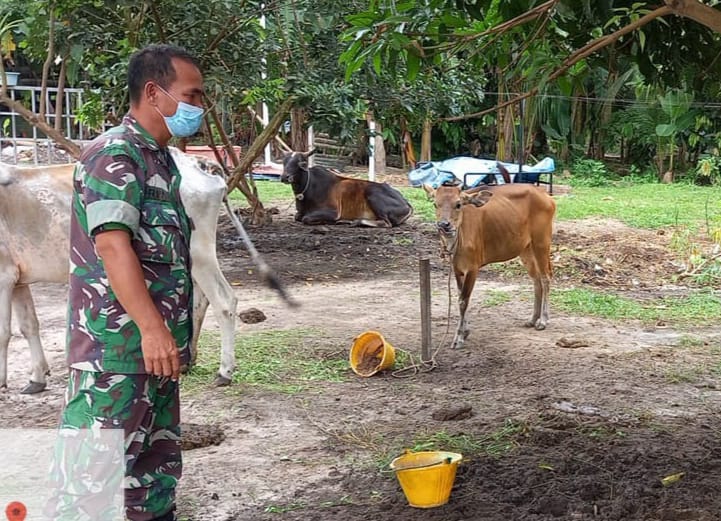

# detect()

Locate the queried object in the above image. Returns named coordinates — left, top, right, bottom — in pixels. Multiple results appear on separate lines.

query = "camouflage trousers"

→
left=45, top=369, right=181, bottom=521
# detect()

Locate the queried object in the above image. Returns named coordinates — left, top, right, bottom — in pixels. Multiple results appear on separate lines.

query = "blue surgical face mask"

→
left=155, top=85, right=204, bottom=138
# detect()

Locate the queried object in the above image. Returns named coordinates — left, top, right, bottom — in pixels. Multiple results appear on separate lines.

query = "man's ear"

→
left=144, top=81, right=159, bottom=105
left=422, top=184, right=436, bottom=200
left=462, top=190, right=493, bottom=207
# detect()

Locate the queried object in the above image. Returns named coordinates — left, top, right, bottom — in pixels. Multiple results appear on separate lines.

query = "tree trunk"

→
left=373, top=121, right=386, bottom=175
left=365, top=111, right=386, bottom=175
left=290, top=107, right=307, bottom=151
left=54, top=55, right=67, bottom=132
left=226, top=96, right=295, bottom=224
left=39, top=8, right=55, bottom=125
left=421, top=118, right=432, bottom=162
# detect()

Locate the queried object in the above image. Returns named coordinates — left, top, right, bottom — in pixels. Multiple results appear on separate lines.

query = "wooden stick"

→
left=419, top=258, right=432, bottom=363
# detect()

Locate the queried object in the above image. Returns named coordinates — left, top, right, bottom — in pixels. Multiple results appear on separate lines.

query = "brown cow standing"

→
left=423, top=182, right=556, bottom=349
left=281, top=151, right=413, bottom=227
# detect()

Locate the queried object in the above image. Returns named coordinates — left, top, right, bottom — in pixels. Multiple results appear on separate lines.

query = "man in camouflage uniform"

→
left=46, top=44, right=204, bottom=521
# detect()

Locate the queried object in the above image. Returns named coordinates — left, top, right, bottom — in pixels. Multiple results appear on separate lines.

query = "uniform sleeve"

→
left=81, top=149, right=144, bottom=237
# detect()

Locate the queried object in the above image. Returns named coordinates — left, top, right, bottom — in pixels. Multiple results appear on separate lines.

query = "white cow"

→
left=0, top=149, right=238, bottom=393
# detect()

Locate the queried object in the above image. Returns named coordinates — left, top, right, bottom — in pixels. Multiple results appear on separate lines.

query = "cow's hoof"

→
left=535, top=323, right=547, bottom=331
left=20, top=380, right=47, bottom=394
left=524, top=320, right=537, bottom=328
left=214, top=374, right=232, bottom=387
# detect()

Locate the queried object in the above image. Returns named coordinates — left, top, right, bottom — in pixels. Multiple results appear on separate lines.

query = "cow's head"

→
left=280, top=149, right=317, bottom=184
left=423, top=183, right=494, bottom=237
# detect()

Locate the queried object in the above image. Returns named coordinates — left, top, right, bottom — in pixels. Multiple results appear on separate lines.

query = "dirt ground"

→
left=3, top=182, right=721, bottom=521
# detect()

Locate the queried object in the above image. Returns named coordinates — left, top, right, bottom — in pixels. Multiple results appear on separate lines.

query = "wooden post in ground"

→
left=419, top=258, right=432, bottom=363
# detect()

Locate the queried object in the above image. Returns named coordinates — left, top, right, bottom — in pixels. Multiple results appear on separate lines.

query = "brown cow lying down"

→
left=424, top=181, right=556, bottom=349
left=281, top=150, right=413, bottom=227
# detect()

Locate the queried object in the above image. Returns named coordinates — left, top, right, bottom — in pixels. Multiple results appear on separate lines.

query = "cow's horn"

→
left=304, top=148, right=317, bottom=158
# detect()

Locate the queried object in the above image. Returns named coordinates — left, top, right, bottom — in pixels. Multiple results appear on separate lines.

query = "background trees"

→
left=1, top=0, right=721, bottom=187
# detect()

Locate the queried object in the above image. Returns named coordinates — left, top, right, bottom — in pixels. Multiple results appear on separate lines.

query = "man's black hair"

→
left=127, top=44, right=200, bottom=105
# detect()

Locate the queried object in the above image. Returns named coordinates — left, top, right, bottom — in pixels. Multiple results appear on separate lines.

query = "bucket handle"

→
left=394, top=456, right=454, bottom=471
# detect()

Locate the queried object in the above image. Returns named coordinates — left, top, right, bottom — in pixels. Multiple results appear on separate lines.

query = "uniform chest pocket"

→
left=135, top=201, right=187, bottom=265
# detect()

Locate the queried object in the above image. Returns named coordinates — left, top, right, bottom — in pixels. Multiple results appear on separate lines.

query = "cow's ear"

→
left=422, top=184, right=436, bottom=199
left=463, top=190, right=493, bottom=207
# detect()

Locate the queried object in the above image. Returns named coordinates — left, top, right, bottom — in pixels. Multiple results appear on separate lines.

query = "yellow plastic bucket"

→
left=349, top=330, right=396, bottom=377
left=390, top=450, right=463, bottom=508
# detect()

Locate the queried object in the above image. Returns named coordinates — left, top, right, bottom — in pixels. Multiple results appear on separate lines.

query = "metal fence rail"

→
left=0, top=85, right=95, bottom=165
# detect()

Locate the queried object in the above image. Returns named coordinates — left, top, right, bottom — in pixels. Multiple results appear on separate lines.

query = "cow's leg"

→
left=452, top=269, right=476, bottom=349
left=0, top=283, right=11, bottom=391
left=347, top=219, right=390, bottom=228
left=365, top=183, right=413, bottom=226
left=12, top=285, right=49, bottom=394
left=0, top=249, right=18, bottom=391
left=534, top=241, right=553, bottom=330
left=520, top=249, right=546, bottom=330
left=301, top=209, right=341, bottom=225
left=186, top=284, right=210, bottom=373
left=191, top=256, right=238, bottom=386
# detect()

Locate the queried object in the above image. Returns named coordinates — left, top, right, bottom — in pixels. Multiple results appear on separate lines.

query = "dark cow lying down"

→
left=281, top=150, right=413, bottom=227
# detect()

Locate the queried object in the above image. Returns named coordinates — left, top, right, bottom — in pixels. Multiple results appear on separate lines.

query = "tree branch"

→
left=441, top=5, right=673, bottom=122
left=226, top=96, right=294, bottom=194
left=149, top=0, right=167, bottom=42
left=665, top=0, right=721, bottom=33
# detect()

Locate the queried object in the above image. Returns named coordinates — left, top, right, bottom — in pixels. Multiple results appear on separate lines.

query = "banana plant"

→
left=655, top=88, right=696, bottom=180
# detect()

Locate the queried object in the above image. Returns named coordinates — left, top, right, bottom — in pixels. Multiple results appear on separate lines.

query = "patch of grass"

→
left=481, top=290, right=512, bottom=307
left=678, top=335, right=705, bottom=348
left=264, top=502, right=306, bottom=514
left=379, top=419, right=527, bottom=470
left=392, top=236, right=414, bottom=246
left=485, top=260, right=528, bottom=277
left=228, top=180, right=294, bottom=206
left=398, top=186, right=435, bottom=222
left=664, top=366, right=702, bottom=384
left=552, top=288, right=721, bottom=325
left=577, top=425, right=628, bottom=440
left=555, top=183, right=721, bottom=230
left=181, top=328, right=347, bottom=395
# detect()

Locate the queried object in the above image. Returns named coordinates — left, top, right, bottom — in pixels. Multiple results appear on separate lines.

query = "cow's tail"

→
left=224, top=200, right=299, bottom=307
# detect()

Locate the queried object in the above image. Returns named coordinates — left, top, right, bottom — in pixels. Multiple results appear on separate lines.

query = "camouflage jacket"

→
left=66, top=114, right=193, bottom=374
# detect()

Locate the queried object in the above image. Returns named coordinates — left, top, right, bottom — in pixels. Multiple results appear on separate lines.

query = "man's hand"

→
left=96, top=229, right=182, bottom=380
left=140, top=324, right=181, bottom=379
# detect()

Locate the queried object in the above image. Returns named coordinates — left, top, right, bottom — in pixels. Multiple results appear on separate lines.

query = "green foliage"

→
left=74, top=90, right=105, bottom=132
left=569, top=159, right=613, bottom=187
left=690, top=155, right=721, bottom=186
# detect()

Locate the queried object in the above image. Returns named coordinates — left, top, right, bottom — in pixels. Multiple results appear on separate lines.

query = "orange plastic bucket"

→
left=390, top=450, right=463, bottom=508
left=349, top=331, right=396, bottom=377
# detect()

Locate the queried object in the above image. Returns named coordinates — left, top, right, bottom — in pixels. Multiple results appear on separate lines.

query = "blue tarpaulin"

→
left=408, top=156, right=555, bottom=188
